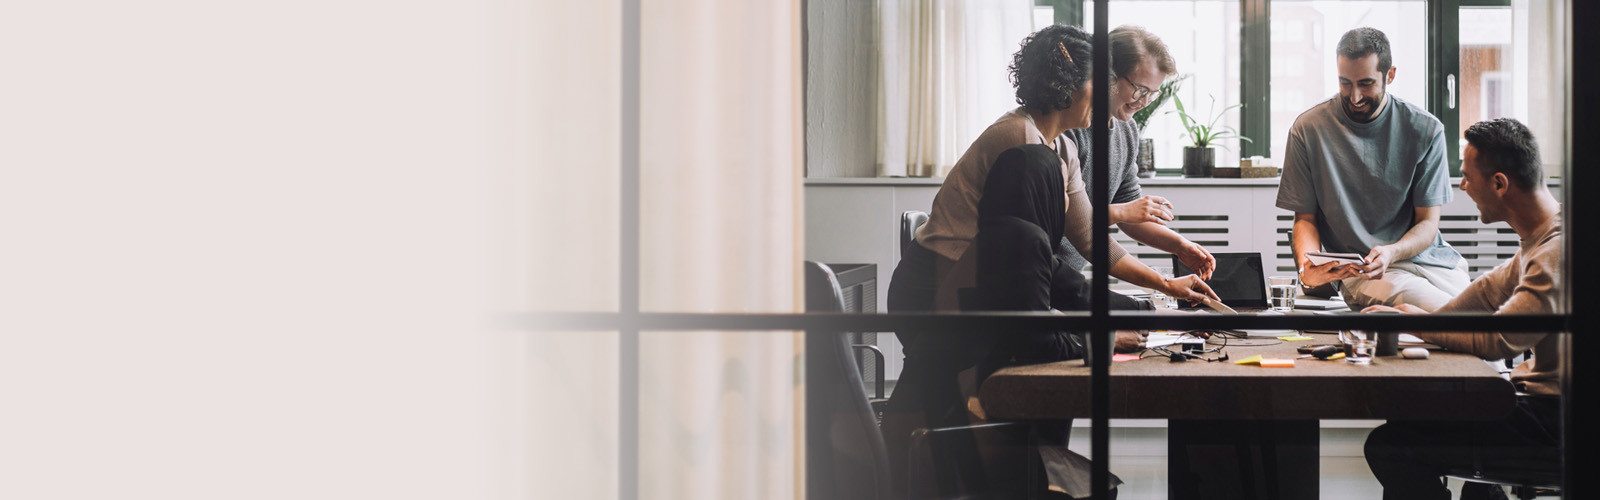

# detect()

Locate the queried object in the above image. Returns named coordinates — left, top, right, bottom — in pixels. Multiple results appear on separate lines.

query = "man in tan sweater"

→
left=1360, top=118, right=1560, bottom=500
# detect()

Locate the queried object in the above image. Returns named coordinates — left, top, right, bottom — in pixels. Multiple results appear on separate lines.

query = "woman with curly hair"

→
left=883, top=24, right=1218, bottom=498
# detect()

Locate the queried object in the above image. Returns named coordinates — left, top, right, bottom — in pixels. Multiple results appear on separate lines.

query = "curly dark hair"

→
left=1009, top=24, right=1093, bottom=113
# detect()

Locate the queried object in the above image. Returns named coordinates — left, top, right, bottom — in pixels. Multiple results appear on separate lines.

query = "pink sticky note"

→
left=1112, top=354, right=1141, bottom=362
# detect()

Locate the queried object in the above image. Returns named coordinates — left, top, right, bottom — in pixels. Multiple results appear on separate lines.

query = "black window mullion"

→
left=1089, top=1, right=1110, bottom=498
left=1564, top=2, right=1593, bottom=498
left=1240, top=0, right=1271, bottom=160
left=1428, top=0, right=1464, bottom=176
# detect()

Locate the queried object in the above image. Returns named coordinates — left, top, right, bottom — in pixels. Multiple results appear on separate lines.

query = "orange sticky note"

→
left=1259, top=358, right=1296, bottom=368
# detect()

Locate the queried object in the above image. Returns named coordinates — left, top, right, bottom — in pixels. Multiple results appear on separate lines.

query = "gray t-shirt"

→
left=1275, top=95, right=1462, bottom=268
left=1058, top=119, right=1144, bottom=270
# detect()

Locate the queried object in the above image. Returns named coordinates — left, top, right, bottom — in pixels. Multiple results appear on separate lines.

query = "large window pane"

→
left=1268, top=1, right=1427, bottom=164
left=1459, top=2, right=1565, bottom=176
left=1085, top=1, right=1243, bottom=174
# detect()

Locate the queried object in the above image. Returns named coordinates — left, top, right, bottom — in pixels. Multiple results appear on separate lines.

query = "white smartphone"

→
left=1305, top=251, right=1367, bottom=267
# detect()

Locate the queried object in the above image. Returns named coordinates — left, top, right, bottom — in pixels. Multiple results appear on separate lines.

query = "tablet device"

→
left=1306, top=251, right=1367, bottom=267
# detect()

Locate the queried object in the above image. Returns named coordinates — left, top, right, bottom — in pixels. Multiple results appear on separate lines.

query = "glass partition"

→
left=519, top=0, right=1583, bottom=498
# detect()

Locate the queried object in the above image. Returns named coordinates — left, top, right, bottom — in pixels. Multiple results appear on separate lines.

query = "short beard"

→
left=1342, top=90, right=1385, bottom=123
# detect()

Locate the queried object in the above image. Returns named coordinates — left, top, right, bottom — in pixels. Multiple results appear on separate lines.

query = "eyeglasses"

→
left=1119, top=75, right=1157, bottom=102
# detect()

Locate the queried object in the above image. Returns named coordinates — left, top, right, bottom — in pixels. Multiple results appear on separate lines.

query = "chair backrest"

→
left=805, top=261, right=891, bottom=500
left=901, top=211, right=929, bottom=257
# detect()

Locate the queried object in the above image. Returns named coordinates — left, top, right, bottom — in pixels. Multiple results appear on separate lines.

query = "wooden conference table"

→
left=977, top=332, right=1516, bottom=500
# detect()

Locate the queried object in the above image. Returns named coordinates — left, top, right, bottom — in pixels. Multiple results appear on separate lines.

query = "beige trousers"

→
left=1340, top=258, right=1472, bottom=312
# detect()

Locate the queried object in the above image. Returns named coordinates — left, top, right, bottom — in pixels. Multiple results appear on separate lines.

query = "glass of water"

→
left=1339, top=329, right=1376, bottom=364
left=1268, top=275, right=1298, bottom=312
left=1150, top=266, right=1177, bottom=309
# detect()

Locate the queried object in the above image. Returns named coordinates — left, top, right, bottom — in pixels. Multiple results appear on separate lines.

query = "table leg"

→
left=1167, top=419, right=1320, bottom=500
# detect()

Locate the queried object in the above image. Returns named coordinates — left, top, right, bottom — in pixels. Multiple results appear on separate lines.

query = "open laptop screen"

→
left=1173, top=252, right=1269, bottom=309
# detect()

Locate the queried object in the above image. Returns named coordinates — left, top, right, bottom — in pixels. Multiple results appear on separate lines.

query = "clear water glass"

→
left=1268, top=275, right=1298, bottom=312
left=1340, top=330, right=1376, bottom=365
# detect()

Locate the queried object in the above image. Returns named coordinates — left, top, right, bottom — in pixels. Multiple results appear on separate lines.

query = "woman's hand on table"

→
left=1114, top=330, right=1145, bottom=353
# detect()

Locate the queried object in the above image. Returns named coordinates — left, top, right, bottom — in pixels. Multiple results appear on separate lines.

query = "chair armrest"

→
left=851, top=344, right=887, bottom=399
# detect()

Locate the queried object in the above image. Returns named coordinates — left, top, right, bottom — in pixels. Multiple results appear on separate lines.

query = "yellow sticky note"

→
left=1260, top=358, right=1296, bottom=368
left=1279, top=335, right=1315, bottom=341
left=1234, top=354, right=1263, bottom=365
left=1327, top=352, right=1345, bottom=360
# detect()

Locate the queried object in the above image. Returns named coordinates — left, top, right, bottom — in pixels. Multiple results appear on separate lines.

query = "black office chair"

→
left=1441, top=394, right=1562, bottom=500
left=1445, top=462, right=1561, bottom=499
left=904, top=422, right=1039, bottom=500
left=805, top=261, right=892, bottom=500
left=885, top=214, right=1069, bottom=498
left=902, top=210, right=929, bottom=257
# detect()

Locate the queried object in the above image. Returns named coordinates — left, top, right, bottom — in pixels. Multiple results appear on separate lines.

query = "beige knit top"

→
left=916, top=108, right=1129, bottom=268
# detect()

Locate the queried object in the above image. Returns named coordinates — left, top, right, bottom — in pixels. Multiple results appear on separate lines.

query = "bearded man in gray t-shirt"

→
left=1276, top=27, right=1469, bottom=311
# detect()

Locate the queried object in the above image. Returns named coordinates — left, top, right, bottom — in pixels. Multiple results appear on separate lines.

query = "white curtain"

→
left=637, top=0, right=803, bottom=496
left=878, top=0, right=1035, bottom=177
left=526, top=0, right=804, bottom=499
left=524, top=0, right=623, bottom=497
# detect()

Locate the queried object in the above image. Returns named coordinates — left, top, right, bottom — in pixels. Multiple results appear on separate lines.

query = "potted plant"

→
left=1170, top=93, right=1252, bottom=177
left=1130, top=75, right=1188, bottom=178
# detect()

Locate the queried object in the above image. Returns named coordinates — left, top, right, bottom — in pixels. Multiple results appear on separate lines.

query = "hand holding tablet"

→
left=1305, top=251, right=1367, bottom=267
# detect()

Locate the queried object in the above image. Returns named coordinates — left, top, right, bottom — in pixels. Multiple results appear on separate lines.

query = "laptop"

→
left=1173, top=252, right=1270, bottom=311
left=1172, top=253, right=1298, bottom=338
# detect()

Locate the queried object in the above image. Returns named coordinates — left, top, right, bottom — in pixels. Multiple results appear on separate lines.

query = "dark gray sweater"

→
left=1059, top=119, right=1145, bottom=270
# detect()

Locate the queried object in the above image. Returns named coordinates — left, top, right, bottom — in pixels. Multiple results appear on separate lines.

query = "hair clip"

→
left=1057, top=42, right=1074, bottom=63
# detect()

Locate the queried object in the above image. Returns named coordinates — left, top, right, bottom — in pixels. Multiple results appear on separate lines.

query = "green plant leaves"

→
left=1167, top=91, right=1252, bottom=149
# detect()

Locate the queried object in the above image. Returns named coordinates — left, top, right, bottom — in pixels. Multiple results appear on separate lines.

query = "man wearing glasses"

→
left=1061, top=25, right=1217, bottom=279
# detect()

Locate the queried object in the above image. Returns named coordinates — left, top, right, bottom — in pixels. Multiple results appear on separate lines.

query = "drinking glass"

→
left=1339, top=329, right=1376, bottom=365
left=1268, top=275, right=1298, bottom=312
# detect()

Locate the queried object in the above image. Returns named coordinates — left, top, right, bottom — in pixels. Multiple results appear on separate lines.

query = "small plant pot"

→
left=1136, top=138, right=1156, bottom=178
left=1182, top=146, right=1215, bottom=177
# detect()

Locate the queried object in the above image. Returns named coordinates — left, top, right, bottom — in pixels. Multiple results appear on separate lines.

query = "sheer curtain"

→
left=638, top=0, right=803, bottom=497
left=878, top=0, right=1034, bottom=177
left=525, top=0, right=803, bottom=498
